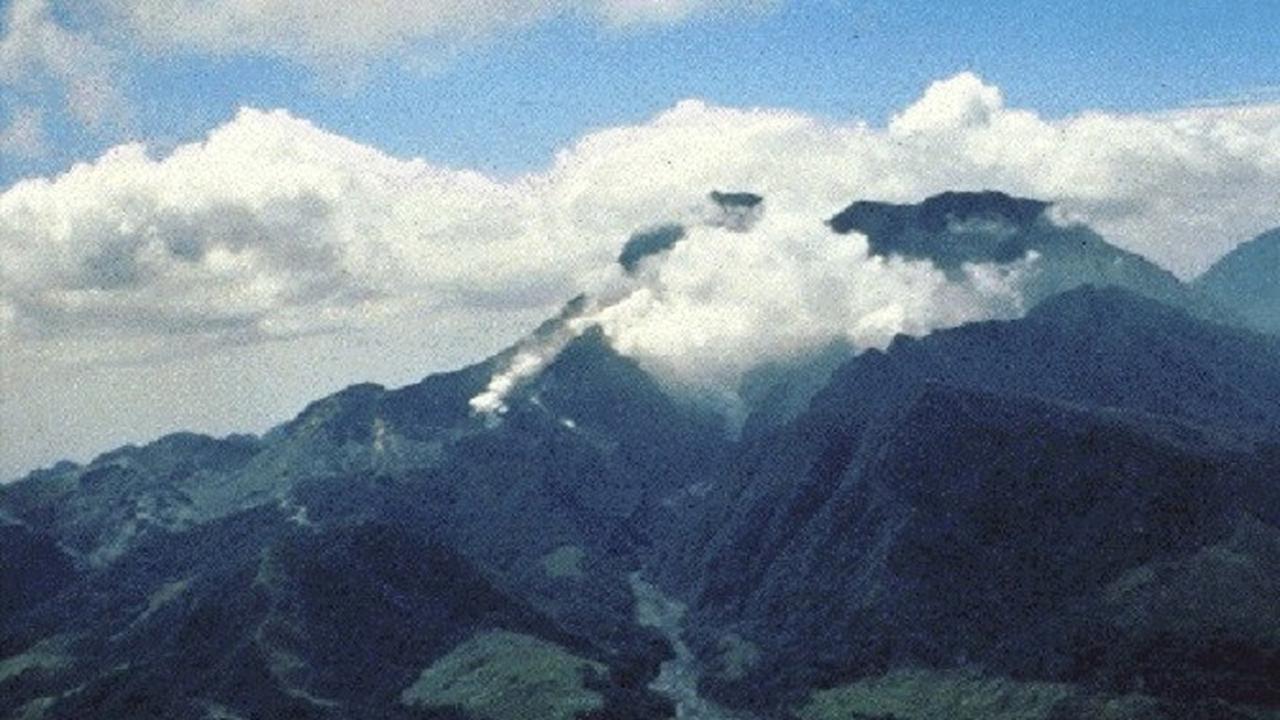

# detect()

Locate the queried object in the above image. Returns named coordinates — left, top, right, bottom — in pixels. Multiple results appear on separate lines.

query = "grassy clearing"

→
left=710, top=633, right=761, bottom=682
left=0, top=636, right=74, bottom=684
left=540, top=545, right=586, bottom=580
left=796, top=669, right=1081, bottom=720
left=400, top=630, right=605, bottom=720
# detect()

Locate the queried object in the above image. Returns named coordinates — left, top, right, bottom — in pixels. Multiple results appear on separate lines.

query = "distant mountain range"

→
left=3, top=192, right=1278, bottom=720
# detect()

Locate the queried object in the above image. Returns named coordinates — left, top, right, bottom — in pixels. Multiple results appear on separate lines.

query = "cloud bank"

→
left=6, top=71, right=1280, bottom=477
left=4, top=73, right=1280, bottom=372
left=0, top=108, right=543, bottom=352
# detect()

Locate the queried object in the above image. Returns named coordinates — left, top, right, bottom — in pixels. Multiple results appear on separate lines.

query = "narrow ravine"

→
left=629, top=572, right=751, bottom=720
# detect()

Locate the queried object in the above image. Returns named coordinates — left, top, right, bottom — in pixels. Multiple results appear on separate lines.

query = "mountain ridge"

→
left=662, top=285, right=1280, bottom=713
left=5, top=193, right=1280, bottom=720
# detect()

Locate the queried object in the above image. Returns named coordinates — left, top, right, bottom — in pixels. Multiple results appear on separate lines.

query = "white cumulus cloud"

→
left=0, top=108, right=547, bottom=352
left=4, top=72, right=1280, bottom=366
left=465, top=195, right=1034, bottom=425
left=591, top=206, right=1034, bottom=414
left=6, top=71, right=1280, bottom=477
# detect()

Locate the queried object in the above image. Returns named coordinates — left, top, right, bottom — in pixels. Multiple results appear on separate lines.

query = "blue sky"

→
left=4, top=0, right=1279, bottom=185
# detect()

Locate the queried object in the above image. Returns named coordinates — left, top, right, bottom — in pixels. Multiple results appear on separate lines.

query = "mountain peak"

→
left=619, top=224, right=686, bottom=273
left=617, top=190, right=765, bottom=273
left=709, top=190, right=763, bottom=210
left=828, top=190, right=1049, bottom=237
left=824, top=190, right=1226, bottom=324
left=826, top=190, right=1054, bottom=270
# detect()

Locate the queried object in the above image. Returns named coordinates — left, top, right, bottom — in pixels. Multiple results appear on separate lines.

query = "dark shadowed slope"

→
left=667, top=286, right=1280, bottom=716
left=0, top=519, right=76, bottom=622
left=0, top=507, right=670, bottom=720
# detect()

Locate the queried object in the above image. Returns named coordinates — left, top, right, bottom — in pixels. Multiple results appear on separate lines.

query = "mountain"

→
left=0, top=519, right=76, bottom=622
left=828, top=191, right=1229, bottom=323
left=0, top=321, right=732, bottom=719
left=618, top=189, right=763, bottom=274
left=1, top=506, right=670, bottom=720
left=665, top=286, right=1280, bottom=716
left=5, top=192, right=1280, bottom=720
left=1196, top=227, right=1280, bottom=335
left=626, top=190, right=1232, bottom=435
left=0, top=433, right=264, bottom=565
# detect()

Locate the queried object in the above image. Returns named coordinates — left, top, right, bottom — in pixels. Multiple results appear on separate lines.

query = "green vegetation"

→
left=134, top=577, right=192, bottom=624
left=710, top=633, right=761, bottom=682
left=540, top=545, right=586, bottom=579
left=1102, top=517, right=1280, bottom=642
left=796, top=669, right=1081, bottom=720
left=0, top=636, right=74, bottom=684
left=400, top=630, right=606, bottom=720
left=12, top=696, right=56, bottom=720
left=793, top=669, right=1280, bottom=720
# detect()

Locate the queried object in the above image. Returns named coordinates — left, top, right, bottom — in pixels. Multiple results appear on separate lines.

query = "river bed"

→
left=629, top=572, right=751, bottom=720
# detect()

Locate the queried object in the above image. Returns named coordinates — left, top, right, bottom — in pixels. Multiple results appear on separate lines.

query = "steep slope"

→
left=0, top=317, right=725, bottom=720
left=0, top=433, right=264, bottom=565
left=278, top=328, right=731, bottom=646
left=1196, top=227, right=1280, bottom=335
left=670, top=286, right=1280, bottom=604
left=0, top=507, right=670, bottom=720
left=0, top=519, right=75, bottom=621
left=806, top=285, right=1280, bottom=438
left=3, top=192, right=1274, bottom=720
left=828, top=191, right=1227, bottom=322
left=666, top=287, right=1280, bottom=715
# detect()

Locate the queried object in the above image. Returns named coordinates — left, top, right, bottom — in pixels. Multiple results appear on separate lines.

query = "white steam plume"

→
left=468, top=299, right=599, bottom=421
left=470, top=196, right=1036, bottom=424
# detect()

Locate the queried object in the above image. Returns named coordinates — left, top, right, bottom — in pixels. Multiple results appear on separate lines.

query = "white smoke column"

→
left=468, top=350, right=548, bottom=416
left=467, top=298, right=602, bottom=422
left=467, top=193, right=757, bottom=423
